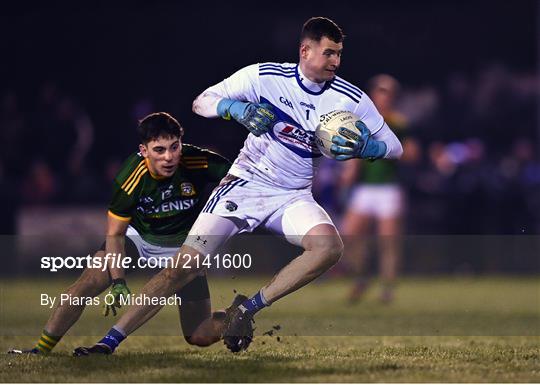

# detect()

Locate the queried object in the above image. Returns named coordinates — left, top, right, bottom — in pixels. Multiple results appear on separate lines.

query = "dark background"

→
left=2, top=1, right=537, bottom=159
left=1, top=1, right=539, bottom=273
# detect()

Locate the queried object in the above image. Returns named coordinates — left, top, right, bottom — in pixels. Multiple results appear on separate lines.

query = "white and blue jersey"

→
left=202, top=62, right=385, bottom=189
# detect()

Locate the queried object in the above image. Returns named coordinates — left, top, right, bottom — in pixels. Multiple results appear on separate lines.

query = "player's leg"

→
left=377, top=215, right=402, bottom=303
left=43, top=252, right=111, bottom=336
left=76, top=214, right=240, bottom=355
left=178, top=273, right=225, bottom=347
left=222, top=199, right=343, bottom=352
left=261, top=222, right=343, bottom=303
left=114, top=214, right=238, bottom=335
left=343, top=186, right=380, bottom=301
left=8, top=250, right=111, bottom=354
left=341, top=186, right=372, bottom=273
left=375, top=186, right=404, bottom=303
left=341, top=207, right=372, bottom=302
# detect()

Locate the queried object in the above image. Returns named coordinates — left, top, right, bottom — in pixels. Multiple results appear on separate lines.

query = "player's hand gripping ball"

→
left=315, top=110, right=387, bottom=161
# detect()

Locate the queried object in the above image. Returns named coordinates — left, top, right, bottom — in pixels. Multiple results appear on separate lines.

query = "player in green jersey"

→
left=340, top=75, right=411, bottom=303
left=8, top=112, right=231, bottom=354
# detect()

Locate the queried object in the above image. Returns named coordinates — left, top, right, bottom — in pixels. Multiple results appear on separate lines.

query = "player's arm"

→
left=192, top=64, right=275, bottom=137
left=103, top=171, right=138, bottom=316
left=102, top=211, right=132, bottom=316
left=370, top=122, right=403, bottom=159
left=205, top=151, right=232, bottom=182
left=340, top=158, right=361, bottom=189
left=105, top=211, right=130, bottom=281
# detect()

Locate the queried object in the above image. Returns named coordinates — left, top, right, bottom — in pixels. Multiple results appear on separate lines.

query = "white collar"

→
left=297, top=66, right=326, bottom=92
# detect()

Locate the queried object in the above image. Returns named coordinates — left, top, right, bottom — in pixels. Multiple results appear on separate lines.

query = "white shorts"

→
left=183, top=175, right=335, bottom=254
left=126, top=226, right=179, bottom=268
left=349, top=184, right=404, bottom=219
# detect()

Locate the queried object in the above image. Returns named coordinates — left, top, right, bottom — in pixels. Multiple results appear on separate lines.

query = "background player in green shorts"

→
left=9, top=112, right=231, bottom=354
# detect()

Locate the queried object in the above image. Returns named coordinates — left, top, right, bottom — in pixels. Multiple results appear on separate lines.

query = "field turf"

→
left=1, top=276, right=539, bottom=382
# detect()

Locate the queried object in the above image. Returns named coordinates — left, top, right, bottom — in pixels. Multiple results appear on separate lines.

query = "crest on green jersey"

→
left=181, top=182, right=196, bottom=197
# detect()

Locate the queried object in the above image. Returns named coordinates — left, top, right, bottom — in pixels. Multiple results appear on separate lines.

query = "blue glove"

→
left=217, top=98, right=276, bottom=137
left=330, top=121, right=387, bottom=161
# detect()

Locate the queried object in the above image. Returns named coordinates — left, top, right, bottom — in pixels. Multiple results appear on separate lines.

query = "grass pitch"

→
left=1, top=276, right=539, bottom=382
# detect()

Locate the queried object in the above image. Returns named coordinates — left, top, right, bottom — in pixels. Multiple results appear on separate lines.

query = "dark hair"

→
left=138, top=112, right=183, bottom=144
left=367, top=74, right=401, bottom=95
left=301, top=17, right=345, bottom=44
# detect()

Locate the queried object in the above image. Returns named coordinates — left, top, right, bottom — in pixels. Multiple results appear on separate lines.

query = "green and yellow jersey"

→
left=108, top=144, right=230, bottom=247
left=358, top=112, right=408, bottom=185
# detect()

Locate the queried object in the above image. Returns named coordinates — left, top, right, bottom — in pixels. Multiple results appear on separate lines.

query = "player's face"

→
left=371, top=88, right=395, bottom=113
left=139, top=136, right=181, bottom=178
left=300, top=37, right=343, bottom=83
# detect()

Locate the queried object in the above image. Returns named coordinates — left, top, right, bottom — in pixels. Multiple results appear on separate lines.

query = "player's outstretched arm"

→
left=192, top=64, right=273, bottom=136
left=216, top=99, right=275, bottom=137
left=192, top=91, right=223, bottom=118
left=102, top=213, right=131, bottom=317
left=193, top=90, right=275, bottom=137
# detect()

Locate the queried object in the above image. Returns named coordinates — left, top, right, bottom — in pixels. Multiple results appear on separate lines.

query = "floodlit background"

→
left=0, top=2, right=539, bottom=382
left=1, top=1, right=538, bottom=274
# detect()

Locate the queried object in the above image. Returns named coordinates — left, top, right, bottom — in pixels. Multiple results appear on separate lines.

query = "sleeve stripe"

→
left=120, top=160, right=145, bottom=190
left=126, top=168, right=148, bottom=195
left=329, top=85, right=359, bottom=103
left=123, top=166, right=148, bottom=193
left=108, top=211, right=131, bottom=222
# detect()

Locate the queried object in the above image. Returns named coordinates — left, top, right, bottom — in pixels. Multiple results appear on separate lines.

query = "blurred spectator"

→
left=0, top=91, right=28, bottom=177
left=498, top=138, right=540, bottom=233
left=95, top=157, right=124, bottom=202
left=31, top=82, right=95, bottom=202
left=20, top=159, right=59, bottom=205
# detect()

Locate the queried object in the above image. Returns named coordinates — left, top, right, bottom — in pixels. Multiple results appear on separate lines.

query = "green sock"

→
left=34, top=329, right=61, bottom=353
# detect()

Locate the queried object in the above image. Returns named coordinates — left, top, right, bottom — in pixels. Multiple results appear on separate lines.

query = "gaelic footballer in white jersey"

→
left=191, top=52, right=402, bottom=353
left=194, top=62, right=402, bottom=190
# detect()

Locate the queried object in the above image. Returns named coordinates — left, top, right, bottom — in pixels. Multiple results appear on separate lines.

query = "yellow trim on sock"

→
left=37, top=341, right=52, bottom=351
left=41, top=334, right=58, bottom=344
left=39, top=339, right=54, bottom=349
